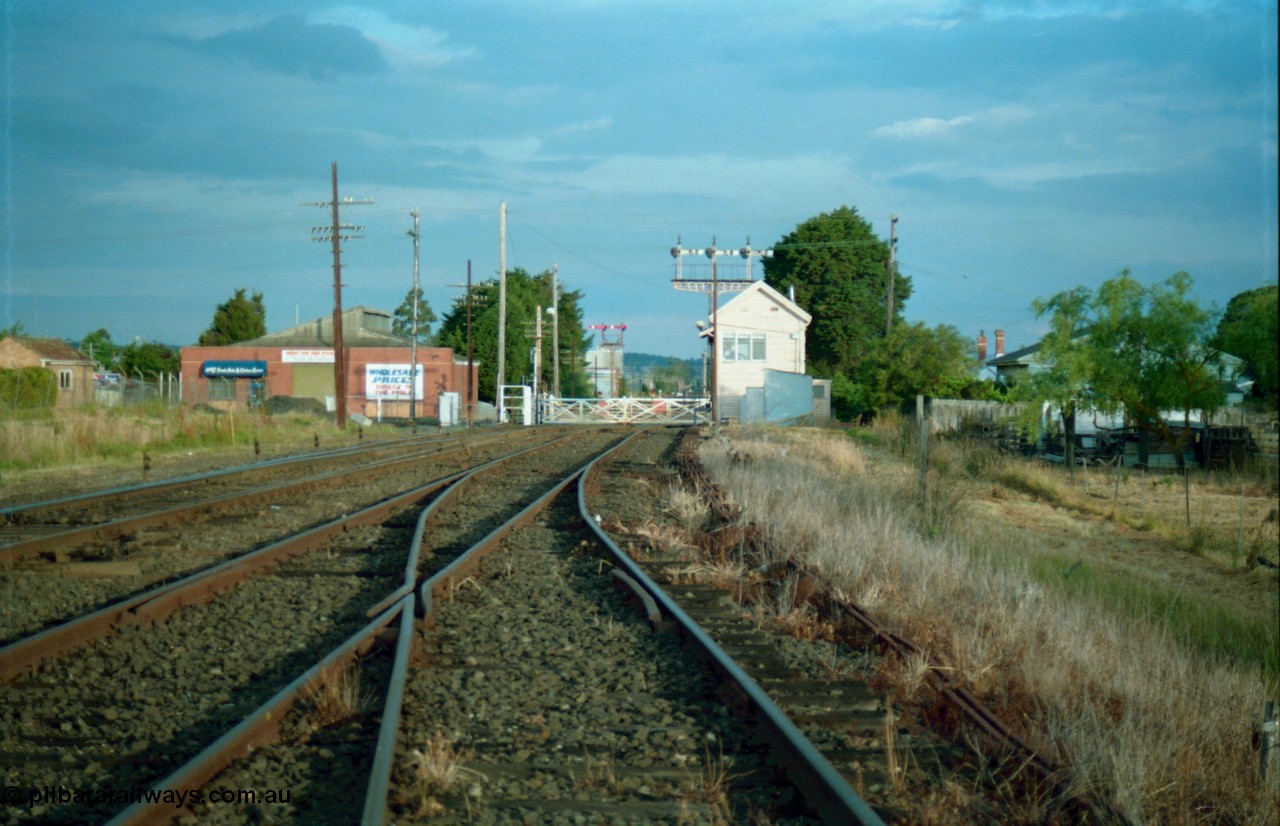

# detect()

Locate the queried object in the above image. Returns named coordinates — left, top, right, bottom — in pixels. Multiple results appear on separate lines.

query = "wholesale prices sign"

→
left=365, top=364, right=423, bottom=400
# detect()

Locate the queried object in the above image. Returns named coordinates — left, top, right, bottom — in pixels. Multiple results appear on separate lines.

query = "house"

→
left=0, top=336, right=96, bottom=409
left=704, top=281, right=813, bottom=424
left=179, top=306, right=477, bottom=420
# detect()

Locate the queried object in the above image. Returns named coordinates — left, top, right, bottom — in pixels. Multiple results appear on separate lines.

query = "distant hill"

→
left=623, top=352, right=700, bottom=370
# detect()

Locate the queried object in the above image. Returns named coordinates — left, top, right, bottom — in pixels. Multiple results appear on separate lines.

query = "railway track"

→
left=0, top=428, right=628, bottom=824
left=1, top=426, right=898, bottom=824
left=0, top=429, right=563, bottom=644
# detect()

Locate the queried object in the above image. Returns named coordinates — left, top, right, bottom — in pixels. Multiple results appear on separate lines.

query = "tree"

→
left=761, top=206, right=909, bottom=420
left=856, top=322, right=979, bottom=413
left=1214, top=284, right=1278, bottom=410
left=763, top=206, right=907, bottom=378
left=436, top=268, right=593, bottom=403
left=119, top=340, right=180, bottom=376
left=0, top=321, right=25, bottom=342
left=1018, top=286, right=1099, bottom=468
left=79, top=328, right=118, bottom=370
left=198, top=288, right=266, bottom=346
left=1029, top=271, right=1226, bottom=521
left=392, top=288, right=437, bottom=343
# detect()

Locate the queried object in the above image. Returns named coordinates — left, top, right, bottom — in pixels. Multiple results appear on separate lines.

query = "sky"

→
left=2, top=0, right=1276, bottom=361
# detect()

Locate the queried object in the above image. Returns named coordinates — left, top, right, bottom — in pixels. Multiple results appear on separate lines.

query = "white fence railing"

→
left=539, top=397, right=709, bottom=425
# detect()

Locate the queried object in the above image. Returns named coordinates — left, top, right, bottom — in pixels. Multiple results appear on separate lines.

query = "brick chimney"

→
left=977, top=330, right=988, bottom=362
left=994, top=329, right=1005, bottom=358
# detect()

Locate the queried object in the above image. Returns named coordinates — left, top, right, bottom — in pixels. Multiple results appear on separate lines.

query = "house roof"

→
left=3, top=336, right=93, bottom=363
left=714, top=280, right=812, bottom=326
left=986, top=342, right=1042, bottom=367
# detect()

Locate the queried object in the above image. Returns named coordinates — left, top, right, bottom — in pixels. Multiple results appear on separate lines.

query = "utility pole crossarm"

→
left=304, top=163, right=373, bottom=430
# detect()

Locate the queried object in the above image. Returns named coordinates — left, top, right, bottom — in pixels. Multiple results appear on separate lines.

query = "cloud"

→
left=191, top=14, right=387, bottom=78
left=874, top=105, right=1034, bottom=140
left=308, top=8, right=474, bottom=68
left=552, top=116, right=614, bottom=137
left=875, top=115, right=976, bottom=139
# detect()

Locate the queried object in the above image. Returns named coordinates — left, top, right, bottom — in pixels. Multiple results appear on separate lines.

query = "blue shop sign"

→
left=202, top=360, right=267, bottom=379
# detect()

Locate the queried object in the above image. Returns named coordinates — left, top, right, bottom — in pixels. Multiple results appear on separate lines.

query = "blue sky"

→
left=3, top=1, right=1276, bottom=360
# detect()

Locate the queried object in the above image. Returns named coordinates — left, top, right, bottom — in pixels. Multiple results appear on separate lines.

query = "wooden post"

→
left=1262, top=700, right=1278, bottom=787
left=917, top=394, right=930, bottom=500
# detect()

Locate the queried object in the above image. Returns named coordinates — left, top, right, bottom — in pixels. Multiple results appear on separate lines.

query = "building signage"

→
left=202, top=360, right=267, bottom=379
left=282, top=349, right=335, bottom=364
left=365, top=364, right=423, bottom=400
left=93, top=372, right=121, bottom=389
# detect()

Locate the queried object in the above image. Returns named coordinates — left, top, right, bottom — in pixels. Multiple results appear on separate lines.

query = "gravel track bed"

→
left=390, top=491, right=821, bottom=825
left=0, top=504, right=416, bottom=824
left=0, top=433, right=555, bottom=643
left=416, top=428, right=628, bottom=579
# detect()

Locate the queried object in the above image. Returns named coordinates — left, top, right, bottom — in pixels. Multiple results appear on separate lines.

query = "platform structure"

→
left=537, top=396, right=709, bottom=425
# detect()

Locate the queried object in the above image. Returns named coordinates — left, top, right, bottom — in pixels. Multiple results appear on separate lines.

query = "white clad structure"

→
left=707, top=280, right=811, bottom=423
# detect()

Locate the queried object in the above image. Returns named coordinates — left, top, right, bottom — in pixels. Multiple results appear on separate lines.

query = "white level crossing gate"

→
left=538, top=397, right=709, bottom=425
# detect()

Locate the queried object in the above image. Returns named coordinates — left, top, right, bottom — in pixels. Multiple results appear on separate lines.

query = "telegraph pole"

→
left=886, top=213, right=899, bottom=336
left=447, top=261, right=476, bottom=426
left=497, top=201, right=507, bottom=418
left=408, top=209, right=421, bottom=421
left=551, top=263, right=560, bottom=396
left=305, top=163, right=371, bottom=430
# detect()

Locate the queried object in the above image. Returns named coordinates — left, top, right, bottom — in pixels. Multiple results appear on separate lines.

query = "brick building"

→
left=179, top=307, right=477, bottom=421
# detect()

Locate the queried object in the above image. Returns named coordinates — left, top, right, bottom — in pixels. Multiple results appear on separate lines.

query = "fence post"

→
left=1262, top=700, right=1278, bottom=788
left=917, top=394, right=930, bottom=500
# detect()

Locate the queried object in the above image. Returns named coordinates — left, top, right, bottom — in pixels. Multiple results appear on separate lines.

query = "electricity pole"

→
left=448, top=261, right=476, bottom=426
left=886, top=213, right=898, bottom=336
left=408, top=209, right=420, bottom=421
left=497, top=201, right=507, bottom=418
left=305, top=162, right=371, bottom=430
left=551, top=264, right=560, bottom=396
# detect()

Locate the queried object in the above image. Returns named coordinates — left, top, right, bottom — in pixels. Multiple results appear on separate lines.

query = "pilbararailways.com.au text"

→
left=3, top=784, right=292, bottom=809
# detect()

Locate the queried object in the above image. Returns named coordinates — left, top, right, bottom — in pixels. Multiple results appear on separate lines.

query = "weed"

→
left=404, top=730, right=484, bottom=816
left=303, top=663, right=370, bottom=730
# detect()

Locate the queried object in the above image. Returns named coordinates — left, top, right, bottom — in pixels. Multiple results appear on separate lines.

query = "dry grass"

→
left=303, top=663, right=371, bottom=730
left=404, top=730, right=484, bottom=817
left=0, top=404, right=392, bottom=474
left=677, top=746, right=737, bottom=826
left=700, top=426, right=1279, bottom=825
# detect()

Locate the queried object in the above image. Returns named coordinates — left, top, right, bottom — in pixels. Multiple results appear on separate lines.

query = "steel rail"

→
left=579, top=437, right=887, bottom=826
left=0, top=430, right=549, bottom=565
left=0, top=433, right=575, bottom=680
left=673, top=427, right=1121, bottom=824
left=103, top=596, right=413, bottom=826
left=359, top=430, right=640, bottom=824
left=0, top=428, right=468, bottom=521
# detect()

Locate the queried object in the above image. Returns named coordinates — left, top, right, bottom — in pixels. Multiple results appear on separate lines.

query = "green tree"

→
left=1214, top=284, right=1278, bottom=410
left=1016, top=286, right=1100, bottom=468
left=0, top=321, right=26, bottom=342
left=436, top=268, right=592, bottom=403
left=856, top=322, right=978, bottom=413
left=79, top=328, right=118, bottom=370
left=1030, top=272, right=1226, bottom=520
left=392, top=288, right=437, bottom=343
left=119, top=340, right=180, bottom=376
left=763, top=206, right=907, bottom=378
left=761, top=206, right=909, bottom=420
left=198, top=288, right=266, bottom=346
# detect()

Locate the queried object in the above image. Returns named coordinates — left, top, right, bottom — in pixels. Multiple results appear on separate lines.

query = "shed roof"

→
left=237, top=306, right=411, bottom=348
